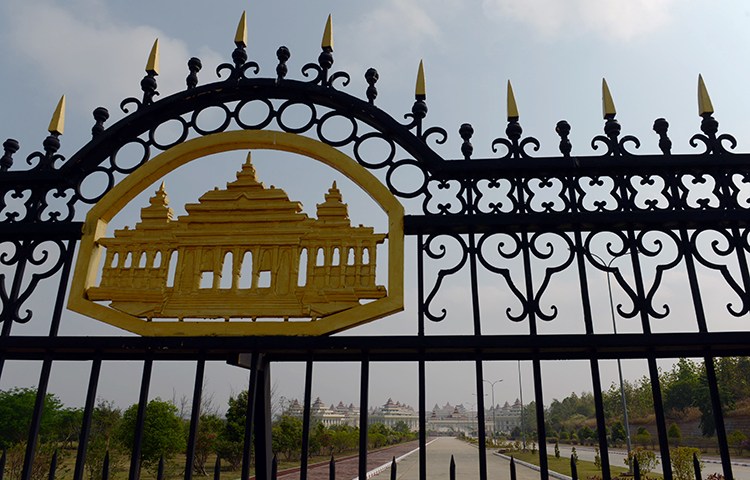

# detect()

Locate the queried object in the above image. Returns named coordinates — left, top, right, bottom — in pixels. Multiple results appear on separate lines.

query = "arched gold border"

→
left=68, top=130, right=404, bottom=336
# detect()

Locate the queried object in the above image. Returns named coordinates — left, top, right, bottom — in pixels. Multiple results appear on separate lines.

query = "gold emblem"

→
left=69, top=130, right=404, bottom=336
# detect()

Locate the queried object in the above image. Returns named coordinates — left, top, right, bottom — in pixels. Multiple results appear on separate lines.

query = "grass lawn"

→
left=507, top=451, right=664, bottom=479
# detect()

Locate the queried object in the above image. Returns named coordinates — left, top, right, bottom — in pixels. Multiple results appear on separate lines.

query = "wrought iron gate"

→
left=1, top=13, right=749, bottom=480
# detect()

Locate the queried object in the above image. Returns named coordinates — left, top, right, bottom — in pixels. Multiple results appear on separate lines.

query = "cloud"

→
left=482, top=0, right=678, bottom=41
left=1, top=0, right=222, bottom=113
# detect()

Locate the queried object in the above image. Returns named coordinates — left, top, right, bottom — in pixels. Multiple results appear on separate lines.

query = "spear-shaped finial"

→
left=235, top=11, right=247, bottom=48
left=602, top=78, right=616, bottom=119
left=415, top=60, right=426, bottom=99
left=322, top=14, right=333, bottom=51
left=698, top=74, right=714, bottom=116
left=507, top=80, right=519, bottom=121
left=48, top=95, right=66, bottom=135
left=146, top=39, right=159, bottom=76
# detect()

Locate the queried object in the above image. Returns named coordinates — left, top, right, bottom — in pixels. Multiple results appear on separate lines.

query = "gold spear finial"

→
left=698, top=74, right=714, bottom=116
left=48, top=95, right=66, bottom=135
left=235, top=11, right=247, bottom=48
left=415, top=60, right=426, bottom=99
left=146, top=39, right=160, bottom=75
left=322, top=14, right=333, bottom=51
left=602, top=78, right=616, bottom=119
left=507, top=80, right=519, bottom=121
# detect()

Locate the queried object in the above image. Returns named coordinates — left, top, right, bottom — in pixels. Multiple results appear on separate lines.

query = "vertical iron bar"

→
left=271, top=454, right=277, bottom=480
left=509, top=456, right=516, bottom=480
left=589, top=360, right=611, bottom=480
left=704, top=357, right=734, bottom=480
left=241, top=353, right=260, bottom=480
left=213, top=456, right=221, bottom=480
left=474, top=360, right=488, bottom=480
left=184, top=357, right=206, bottom=480
left=47, top=241, right=74, bottom=338
left=0, top=449, right=5, bottom=480
left=73, top=358, right=102, bottom=480
left=633, top=456, right=640, bottom=480
left=47, top=450, right=57, bottom=480
left=102, top=451, right=110, bottom=480
left=300, top=358, right=314, bottom=480
left=329, top=455, right=335, bottom=480
left=156, top=456, right=164, bottom=480
left=532, top=359, right=549, bottom=480
left=21, top=356, right=53, bottom=480
left=570, top=454, right=577, bottom=480
left=390, top=457, right=397, bottom=480
left=128, top=358, right=153, bottom=480
left=0, top=240, right=28, bottom=338
left=449, top=455, right=455, bottom=480
left=417, top=234, right=427, bottom=480
left=358, top=357, right=370, bottom=480
left=647, top=357, right=671, bottom=480
left=253, top=358, right=273, bottom=480
left=693, top=453, right=701, bottom=480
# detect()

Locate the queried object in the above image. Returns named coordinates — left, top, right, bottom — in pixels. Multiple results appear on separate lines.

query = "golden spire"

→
left=235, top=11, right=247, bottom=48
left=322, top=14, right=333, bottom=51
left=146, top=39, right=160, bottom=75
left=415, top=60, right=426, bottom=99
left=602, top=78, right=616, bottom=119
left=507, top=80, right=519, bottom=121
left=48, top=95, right=66, bottom=135
left=698, top=74, right=714, bottom=116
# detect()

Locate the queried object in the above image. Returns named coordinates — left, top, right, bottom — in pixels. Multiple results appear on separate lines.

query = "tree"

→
left=216, top=390, right=250, bottom=470
left=609, top=421, right=626, bottom=447
left=272, top=415, right=303, bottom=460
left=634, top=426, right=651, bottom=447
left=727, top=430, right=747, bottom=455
left=118, top=398, right=186, bottom=469
left=627, top=447, right=658, bottom=476
left=193, top=414, right=224, bottom=475
left=670, top=446, right=702, bottom=480
left=0, top=387, right=66, bottom=449
left=667, top=423, right=681, bottom=447
left=86, top=400, right=123, bottom=480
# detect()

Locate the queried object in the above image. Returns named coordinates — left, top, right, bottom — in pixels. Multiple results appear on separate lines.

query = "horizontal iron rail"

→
left=0, top=332, right=748, bottom=361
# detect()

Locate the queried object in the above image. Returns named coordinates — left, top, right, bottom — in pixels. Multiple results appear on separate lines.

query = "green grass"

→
left=506, top=451, right=664, bottom=479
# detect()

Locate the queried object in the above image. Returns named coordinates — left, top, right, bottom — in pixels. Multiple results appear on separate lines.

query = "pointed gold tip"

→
left=235, top=11, right=247, bottom=48
left=322, top=14, right=333, bottom=50
left=602, top=78, right=616, bottom=119
left=507, top=80, right=519, bottom=121
left=698, top=74, right=714, bottom=116
left=332, top=180, right=338, bottom=189
left=48, top=95, right=66, bottom=135
left=159, top=181, right=166, bottom=191
left=415, top=60, right=426, bottom=99
left=146, top=39, right=160, bottom=75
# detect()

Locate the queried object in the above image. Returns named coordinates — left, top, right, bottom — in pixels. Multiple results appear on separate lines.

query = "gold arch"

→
left=68, top=130, right=404, bottom=336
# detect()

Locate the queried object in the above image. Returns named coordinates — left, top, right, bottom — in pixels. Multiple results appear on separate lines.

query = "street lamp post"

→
left=591, top=252, right=633, bottom=473
left=483, top=379, right=503, bottom=438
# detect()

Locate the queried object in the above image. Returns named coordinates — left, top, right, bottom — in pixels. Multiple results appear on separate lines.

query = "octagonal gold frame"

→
left=68, top=130, right=404, bottom=336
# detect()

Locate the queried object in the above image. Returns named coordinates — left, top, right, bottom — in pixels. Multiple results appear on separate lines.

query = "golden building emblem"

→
left=69, top=131, right=404, bottom=336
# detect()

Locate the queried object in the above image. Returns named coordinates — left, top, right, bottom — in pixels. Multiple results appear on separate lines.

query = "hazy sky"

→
left=1, top=0, right=750, bottom=414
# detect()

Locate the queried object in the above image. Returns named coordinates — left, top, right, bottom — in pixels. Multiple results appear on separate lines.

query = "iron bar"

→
left=184, top=357, right=206, bottom=480
left=21, top=357, right=53, bottom=480
left=358, top=357, right=369, bottom=480
left=532, top=359, right=549, bottom=480
left=647, top=357, right=672, bottom=480
left=704, top=356, right=734, bottom=480
left=253, top=358, right=273, bottom=480
left=128, top=358, right=153, bottom=480
left=300, top=358, right=314, bottom=480
left=47, top=450, right=57, bottom=480
left=240, top=353, right=260, bottom=480
left=589, top=360, right=612, bottom=480
left=474, top=361, right=488, bottom=480
left=73, top=358, right=102, bottom=480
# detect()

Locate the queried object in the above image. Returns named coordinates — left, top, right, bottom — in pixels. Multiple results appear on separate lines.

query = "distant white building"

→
left=369, top=398, right=419, bottom=431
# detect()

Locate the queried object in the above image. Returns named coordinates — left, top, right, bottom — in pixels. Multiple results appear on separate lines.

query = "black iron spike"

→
left=390, top=456, right=397, bottom=480
left=449, top=454, right=455, bottom=480
left=633, top=455, right=640, bottom=480
left=186, top=57, right=203, bottom=90
left=214, top=456, right=221, bottom=480
left=91, top=107, right=110, bottom=138
left=271, top=453, right=278, bottom=480
left=570, top=454, right=577, bottom=480
left=459, top=123, right=474, bottom=160
left=156, top=456, right=164, bottom=480
left=555, top=120, right=572, bottom=157
left=653, top=117, right=672, bottom=155
left=48, top=450, right=58, bottom=480
left=0, top=138, right=19, bottom=172
left=365, top=68, right=379, bottom=105
left=102, top=451, right=110, bottom=480
left=329, top=454, right=335, bottom=480
left=509, top=456, right=516, bottom=480
left=692, top=452, right=701, bottom=480
left=276, top=46, right=290, bottom=82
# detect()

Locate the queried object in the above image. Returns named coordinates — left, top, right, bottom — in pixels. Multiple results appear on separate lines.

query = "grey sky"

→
left=1, top=0, right=749, bottom=413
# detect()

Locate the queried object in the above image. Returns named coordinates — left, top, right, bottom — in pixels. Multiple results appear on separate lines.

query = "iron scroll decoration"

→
left=1, top=13, right=750, bottom=332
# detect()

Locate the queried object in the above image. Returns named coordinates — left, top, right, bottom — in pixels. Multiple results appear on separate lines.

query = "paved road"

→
left=370, top=437, right=540, bottom=480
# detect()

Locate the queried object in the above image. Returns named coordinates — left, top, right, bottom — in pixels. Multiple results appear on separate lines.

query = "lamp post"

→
left=483, top=379, right=503, bottom=437
left=591, top=252, right=633, bottom=473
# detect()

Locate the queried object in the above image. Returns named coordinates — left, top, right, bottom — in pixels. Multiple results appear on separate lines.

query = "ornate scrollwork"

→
left=692, top=229, right=750, bottom=317
left=491, top=118, right=540, bottom=160
left=421, top=234, right=469, bottom=322
left=689, top=113, right=738, bottom=155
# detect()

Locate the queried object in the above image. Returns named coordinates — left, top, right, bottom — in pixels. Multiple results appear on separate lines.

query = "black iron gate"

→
left=1, top=15, right=749, bottom=480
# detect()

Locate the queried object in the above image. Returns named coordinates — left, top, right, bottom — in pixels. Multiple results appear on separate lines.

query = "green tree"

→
left=627, top=447, right=658, bottom=476
left=609, top=421, right=626, bottom=447
left=118, top=398, right=186, bottom=469
left=634, top=426, right=651, bottom=447
left=216, top=390, right=249, bottom=470
left=662, top=358, right=700, bottom=412
left=727, top=430, right=747, bottom=455
left=193, top=414, right=224, bottom=475
left=667, top=423, right=681, bottom=447
left=0, top=387, right=66, bottom=449
left=272, top=415, right=303, bottom=460
left=85, top=400, right=123, bottom=480
left=670, top=446, right=702, bottom=480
